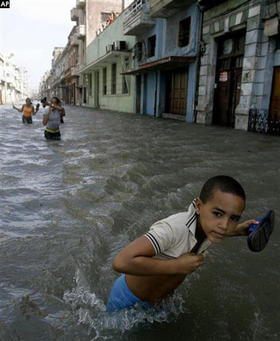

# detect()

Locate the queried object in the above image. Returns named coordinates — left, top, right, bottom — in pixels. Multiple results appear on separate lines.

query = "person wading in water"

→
left=13, top=98, right=35, bottom=124
left=42, top=97, right=65, bottom=140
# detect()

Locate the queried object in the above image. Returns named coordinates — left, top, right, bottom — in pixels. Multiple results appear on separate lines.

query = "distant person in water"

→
left=42, top=96, right=65, bottom=122
left=42, top=96, right=65, bottom=140
left=107, top=175, right=261, bottom=312
left=35, top=103, right=40, bottom=114
left=13, top=98, right=35, bottom=124
left=40, top=97, right=50, bottom=116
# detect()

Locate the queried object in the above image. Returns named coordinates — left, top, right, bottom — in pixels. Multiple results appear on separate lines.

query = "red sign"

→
left=219, top=71, right=228, bottom=82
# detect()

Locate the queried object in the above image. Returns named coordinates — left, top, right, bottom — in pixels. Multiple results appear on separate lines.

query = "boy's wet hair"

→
left=41, top=97, right=47, bottom=103
left=200, top=175, right=246, bottom=203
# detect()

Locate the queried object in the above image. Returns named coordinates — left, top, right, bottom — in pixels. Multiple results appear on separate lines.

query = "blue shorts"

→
left=107, top=274, right=148, bottom=312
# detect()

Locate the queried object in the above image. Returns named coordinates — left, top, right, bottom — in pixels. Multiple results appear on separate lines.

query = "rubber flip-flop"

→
left=247, top=210, right=275, bottom=252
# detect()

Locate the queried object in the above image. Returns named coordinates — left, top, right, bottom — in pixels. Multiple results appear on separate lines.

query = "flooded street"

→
left=0, top=104, right=279, bottom=341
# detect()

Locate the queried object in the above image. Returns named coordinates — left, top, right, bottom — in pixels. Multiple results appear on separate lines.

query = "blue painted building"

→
left=123, top=0, right=200, bottom=122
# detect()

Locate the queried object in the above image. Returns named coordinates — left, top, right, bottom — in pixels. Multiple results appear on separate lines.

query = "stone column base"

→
left=196, top=111, right=206, bottom=124
left=235, top=106, right=250, bottom=130
left=196, top=110, right=213, bottom=125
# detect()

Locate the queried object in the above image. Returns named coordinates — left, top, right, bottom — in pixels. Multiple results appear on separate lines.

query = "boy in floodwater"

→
left=107, top=175, right=259, bottom=312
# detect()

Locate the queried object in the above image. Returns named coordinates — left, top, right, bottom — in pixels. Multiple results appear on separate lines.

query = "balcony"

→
left=72, top=65, right=80, bottom=76
left=77, top=24, right=86, bottom=39
left=63, top=65, right=80, bottom=79
left=198, top=0, right=225, bottom=10
left=70, top=34, right=79, bottom=46
left=71, top=7, right=79, bottom=21
left=123, top=0, right=155, bottom=36
left=76, top=0, right=85, bottom=9
left=150, top=0, right=195, bottom=18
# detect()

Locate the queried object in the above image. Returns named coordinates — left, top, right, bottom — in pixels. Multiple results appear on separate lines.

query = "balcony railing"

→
left=71, top=8, right=79, bottom=21
left=123, top=0, right=155, bottom=36
left=150, top=0, right=195, bottom=18
left=77, top=25, right=86, bottom=39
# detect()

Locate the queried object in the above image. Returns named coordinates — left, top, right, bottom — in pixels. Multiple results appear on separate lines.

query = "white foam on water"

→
left=63, top=267, right=187, bottom=340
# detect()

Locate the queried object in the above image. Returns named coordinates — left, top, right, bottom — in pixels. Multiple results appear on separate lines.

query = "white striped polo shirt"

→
left=144, top=200, right=211, bottom=258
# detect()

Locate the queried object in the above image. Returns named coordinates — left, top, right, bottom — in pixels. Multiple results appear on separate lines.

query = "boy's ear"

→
left=195, top=197, right=203, bottom=215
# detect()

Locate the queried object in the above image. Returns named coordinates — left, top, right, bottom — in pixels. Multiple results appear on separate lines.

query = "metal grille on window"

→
left=248, top=108, right=280, bottom=136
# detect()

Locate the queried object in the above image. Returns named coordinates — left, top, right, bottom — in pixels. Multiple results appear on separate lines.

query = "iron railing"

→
left=248, top=108, right=280, bottom=136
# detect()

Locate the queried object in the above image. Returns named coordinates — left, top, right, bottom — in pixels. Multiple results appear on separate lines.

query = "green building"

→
left=81, top=11, right=136, bottom=113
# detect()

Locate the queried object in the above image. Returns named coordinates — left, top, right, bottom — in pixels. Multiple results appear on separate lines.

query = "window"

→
left=178, top=17, right=191, bottom=47
left=147, top=35, right=156, bottom=57
left=111, top=63, right=117, bottom=95
left=101, top=11, right=110, bottom=23
left=103, top=67, right=107, bottom=95
left=134, top=41, right=143, bottom=61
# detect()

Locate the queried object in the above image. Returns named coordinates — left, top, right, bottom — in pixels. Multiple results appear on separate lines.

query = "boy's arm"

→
left=113, top=236, right=204, bottom=276
left=229, top=219, right=259, bottom=237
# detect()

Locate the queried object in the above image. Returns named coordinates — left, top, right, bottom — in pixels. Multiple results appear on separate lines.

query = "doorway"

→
left=166, top=69, right=188, bottom=116
left=213, top=31, right=245, bottom=127
left=269, top=66, right=280, bottom=121
left=136, top=75, right=141, bottom=114
left=268, top=66, right=280, bottom=134
left=94, top=71, right=100, bottom=108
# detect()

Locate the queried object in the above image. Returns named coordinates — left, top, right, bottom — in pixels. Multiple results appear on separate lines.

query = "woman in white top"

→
left=42, top=97, right=65, bottom=140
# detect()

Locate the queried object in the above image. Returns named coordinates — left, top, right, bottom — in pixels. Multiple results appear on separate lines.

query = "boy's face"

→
left=196, top=189, right=245, bottom=243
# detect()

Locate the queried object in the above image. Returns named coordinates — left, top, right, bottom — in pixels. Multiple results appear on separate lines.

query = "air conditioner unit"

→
left=106, top=44, right=114, bottom=53
left=113, top=40, right=127, bottom=51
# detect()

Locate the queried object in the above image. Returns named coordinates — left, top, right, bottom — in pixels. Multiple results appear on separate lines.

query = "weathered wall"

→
left=86, top=0, right=123, bottom=47
left=195, top=0, right=276, bottom=131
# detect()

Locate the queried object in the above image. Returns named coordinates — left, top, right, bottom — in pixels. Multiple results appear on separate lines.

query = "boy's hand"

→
left=175, top=253, right=205, bottom=275
left=235, top=219, right=259, bottom=236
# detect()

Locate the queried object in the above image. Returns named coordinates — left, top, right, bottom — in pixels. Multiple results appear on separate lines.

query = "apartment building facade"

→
left=40, top=0, right=124, bottom=106
left=196, top=0, right=280, bottom=134
left=0, top=52, right=29, bottom=105
left=121, top=0, right=199, bottom=122
left=81, top=10, right=135, bottom=112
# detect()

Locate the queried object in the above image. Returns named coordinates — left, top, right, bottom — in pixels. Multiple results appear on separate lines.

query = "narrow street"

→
left=0, top=105, right=279, bottom=341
